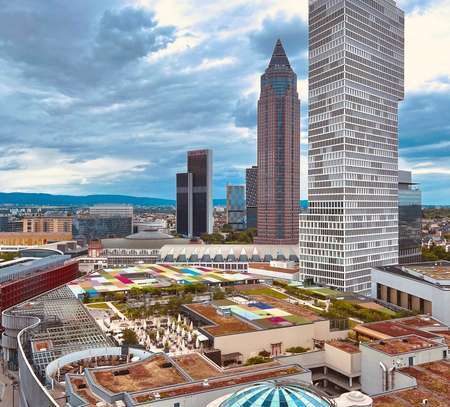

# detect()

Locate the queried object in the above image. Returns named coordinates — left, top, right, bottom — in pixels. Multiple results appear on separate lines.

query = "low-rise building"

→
left=65, top=352, right=309, bottom=407
left=0, top=255, right=79, bottom=328
left=1, top=286, right=113, bottom=404
left=247, top=262, right=300, bottom=281
left=182, top=294, right=347, bottom=364
left=0, top=231, right=73, bottom=246
left=160, top=243, right=299, bottom=271
left=361, top=335, right=447, bottom=396
left=371, top=261, right=450, bottom=325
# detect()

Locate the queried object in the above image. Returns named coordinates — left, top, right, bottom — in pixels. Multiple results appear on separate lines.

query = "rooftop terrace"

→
left=326, top=340, right=360, bottom=354
left=131, top=363, right=304, bottom=404
left=378, top=261, right=450, bottom=286
left=354, top=315, right=445, bottom=341
left=367, top=335, right=443, bottom=355
left=373, top=360, right=450, bottom=407
left=406, top=262, right=450, bottom=281
left=68, top=264, right=257, bottom=297
left=91, top=354, right=187, bottom=393
left=184, top=294, right=320, bottom=336
left=67, top=351, right=305, bottom=405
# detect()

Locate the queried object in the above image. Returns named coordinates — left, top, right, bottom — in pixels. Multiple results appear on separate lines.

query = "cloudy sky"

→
left=0, top=0, right=449, bottom=204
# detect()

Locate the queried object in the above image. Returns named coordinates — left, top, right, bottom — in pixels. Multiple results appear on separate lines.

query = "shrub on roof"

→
left=286, top=346, right=310, bottom=354
left=245, top=355, right=271, bottom=366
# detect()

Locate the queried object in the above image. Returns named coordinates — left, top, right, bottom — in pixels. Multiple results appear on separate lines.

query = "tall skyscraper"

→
left=176, top=149, right=213, bottom=237
left=255, top=39, right=301, bottom=245
left=245, top=166, right=258, bottom=229
left=226, top=185, right=246, bottom=231
left=300, top=0, right=404, bottom=293
left=398, top=170, right=422, bottom=264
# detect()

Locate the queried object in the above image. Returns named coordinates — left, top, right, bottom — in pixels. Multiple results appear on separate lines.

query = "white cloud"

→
left=405, top=0, right=450, bottom=92
left=0, top=148, right=149, bottom=193
left=182, top=57, right=236, bottom=73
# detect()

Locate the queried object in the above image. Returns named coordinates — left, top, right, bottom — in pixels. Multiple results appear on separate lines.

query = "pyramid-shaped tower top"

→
left=268, top=39, right=290, bottom=68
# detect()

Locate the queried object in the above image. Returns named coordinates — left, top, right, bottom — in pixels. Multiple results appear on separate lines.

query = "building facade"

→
left=371, top=261, right=450, bottom=325
left=0, top=256, right=79, bottom=326
left=255, top=40, right=301, bottom=245
left=22, top=215, right=72, bottom=235
left=245, top=166, right=258, bottom=229
left=226, top=185, right=246, bottom=230
left=300, top=0, right=404, bottom=293
left=398, top=170, right=422, bottom=263
left=89, top=205, right=133, bottom=218
left=74, top=215, right=133, bottom=242
left=177, top=149, right=213, bottom=237
left=0, top=232, right=72, bottom=246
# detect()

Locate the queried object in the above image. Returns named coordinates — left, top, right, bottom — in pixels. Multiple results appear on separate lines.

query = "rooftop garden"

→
left=237, top=286, right=288, bottom=300
left=319, top=299, right=408, bottom=323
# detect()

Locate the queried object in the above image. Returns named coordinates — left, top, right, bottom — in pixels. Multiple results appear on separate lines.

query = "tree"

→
left=122, top=329, right=139, bottom=345
left=222, top=224, right=233, bottom=233
left=212, top=288, right=225, bottom=300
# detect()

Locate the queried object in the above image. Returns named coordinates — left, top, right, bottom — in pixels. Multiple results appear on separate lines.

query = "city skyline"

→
left=0, top=0, right=449, bottom=205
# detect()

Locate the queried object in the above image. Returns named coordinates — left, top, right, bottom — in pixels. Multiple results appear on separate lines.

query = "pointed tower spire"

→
left=269, top=39, right=290, bottom=67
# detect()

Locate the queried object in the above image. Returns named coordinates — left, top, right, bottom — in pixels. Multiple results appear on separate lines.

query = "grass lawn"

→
left=307, top=288, right=340, bottom=298
left=241, top=287, right=288, bottom=300
left=86, top=302, right=110, bottom=310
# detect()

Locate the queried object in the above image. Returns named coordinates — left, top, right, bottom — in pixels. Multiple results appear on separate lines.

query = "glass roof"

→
left=220, top=381, right=333, bottom=407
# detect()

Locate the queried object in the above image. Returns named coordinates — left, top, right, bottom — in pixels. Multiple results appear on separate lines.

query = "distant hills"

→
left=0, top=192, right=175, bottom=207
left=0, top=192, right=308, bottom=208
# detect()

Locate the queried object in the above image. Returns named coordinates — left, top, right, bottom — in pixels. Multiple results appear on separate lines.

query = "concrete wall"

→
left=213, top=324, right=316, bottom=361
left=371, top=268, right=450, bottom=325
left=324, top=344, right=361, bottom=376
left=212, top=320, right=345, bottom=361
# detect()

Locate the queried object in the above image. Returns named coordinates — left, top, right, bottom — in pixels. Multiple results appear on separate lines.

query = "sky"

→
left=0, top=0, right=449, bottom=205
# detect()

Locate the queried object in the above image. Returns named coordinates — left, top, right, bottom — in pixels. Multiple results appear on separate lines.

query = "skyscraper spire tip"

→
left=269, top=38, right=290, bottom=67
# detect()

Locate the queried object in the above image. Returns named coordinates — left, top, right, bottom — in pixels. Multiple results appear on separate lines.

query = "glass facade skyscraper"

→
left=176, top=149, right=213, bottom=237
left=255, top=40, right=301, bottom=244
left=226, top=185, right=246, bottom=230
left=300, top=0, right=404, bottom=293
left=398, top=170, right=422, bottom=264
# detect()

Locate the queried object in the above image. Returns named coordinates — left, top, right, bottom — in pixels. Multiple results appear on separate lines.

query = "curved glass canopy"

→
left=220, top=381, right=333, bottom=407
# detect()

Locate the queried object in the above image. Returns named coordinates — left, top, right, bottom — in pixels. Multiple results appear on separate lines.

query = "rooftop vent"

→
left=113, top=369, right=129, bottom=376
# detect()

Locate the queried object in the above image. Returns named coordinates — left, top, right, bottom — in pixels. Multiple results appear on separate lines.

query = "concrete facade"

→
left=371, top=265, right=450, bottom=326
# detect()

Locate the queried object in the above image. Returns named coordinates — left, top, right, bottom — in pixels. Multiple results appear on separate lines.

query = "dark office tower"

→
left=176, top=149, right=213, bottom=238
left=300, top=0, right=404, bottom=293
left=255, top=39, right=301, bottom=244
left=246, top=166, right=258, bottom=229
left=398, top=170, right=422, bottom=264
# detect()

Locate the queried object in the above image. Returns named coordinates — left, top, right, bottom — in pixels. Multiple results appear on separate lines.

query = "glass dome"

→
left=220, top=381, right=333, bottom=407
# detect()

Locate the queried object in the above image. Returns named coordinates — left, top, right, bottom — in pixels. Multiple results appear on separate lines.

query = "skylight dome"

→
left=219, top=381, right=334, bottom=407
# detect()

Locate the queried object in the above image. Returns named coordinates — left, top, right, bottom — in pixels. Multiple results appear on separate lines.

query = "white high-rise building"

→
left=300, top=0, right=404, bottom=293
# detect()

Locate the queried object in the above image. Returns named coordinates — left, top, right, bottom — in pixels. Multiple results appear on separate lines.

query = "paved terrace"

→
left=373, top=360, right=450, bottom=407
